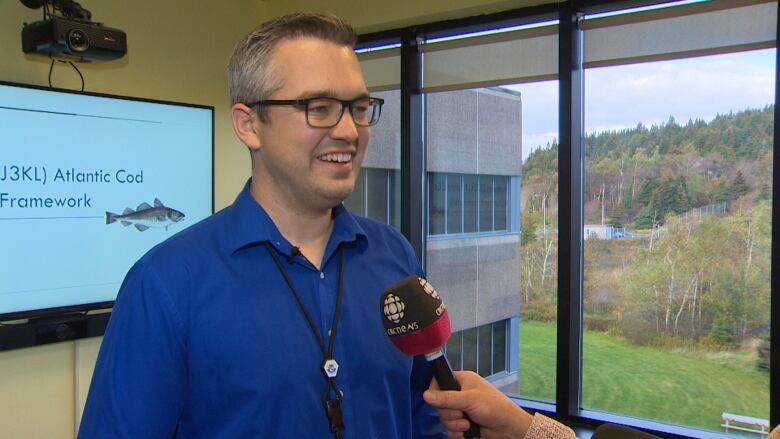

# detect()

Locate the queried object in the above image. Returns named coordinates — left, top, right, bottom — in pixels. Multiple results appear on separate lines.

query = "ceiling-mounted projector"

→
left=20, top=0, right=126, bottom=61
left=22, top=17, right=126, bottom=61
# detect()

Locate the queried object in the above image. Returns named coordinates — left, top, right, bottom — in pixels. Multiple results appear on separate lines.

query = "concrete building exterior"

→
left=345, top=87, right=522, bottom=378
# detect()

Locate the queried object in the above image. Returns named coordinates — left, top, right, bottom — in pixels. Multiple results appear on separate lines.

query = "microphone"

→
left=380, top=275, right=481, bottom=439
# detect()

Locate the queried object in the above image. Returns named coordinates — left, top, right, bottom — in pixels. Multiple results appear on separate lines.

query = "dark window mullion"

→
left=400, top=30, right=426, bottom=265
left=770, top=4, right=780, bottom=429
left=557, top=2, right=585, bottom=420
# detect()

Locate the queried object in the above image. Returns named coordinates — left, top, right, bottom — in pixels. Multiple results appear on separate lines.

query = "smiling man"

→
left=78, top=13, right=445, bottom=439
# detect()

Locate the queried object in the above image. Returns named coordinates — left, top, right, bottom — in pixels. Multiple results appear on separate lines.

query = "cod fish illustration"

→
left=106, top=198, right=185, bottom=232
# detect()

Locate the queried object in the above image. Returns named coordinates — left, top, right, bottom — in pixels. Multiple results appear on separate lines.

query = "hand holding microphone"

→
left=380, top=276, right=481, bottom=439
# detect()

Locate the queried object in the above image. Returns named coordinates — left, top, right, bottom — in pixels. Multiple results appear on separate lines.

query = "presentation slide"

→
left=0, top=83, right=213, bottom=317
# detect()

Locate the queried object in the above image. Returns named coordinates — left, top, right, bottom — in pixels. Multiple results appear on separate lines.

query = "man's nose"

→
left=329, top=109, right=360, bottom=142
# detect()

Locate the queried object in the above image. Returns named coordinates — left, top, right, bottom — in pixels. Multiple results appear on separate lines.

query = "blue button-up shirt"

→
left=79, top=181, right=445, bottom=438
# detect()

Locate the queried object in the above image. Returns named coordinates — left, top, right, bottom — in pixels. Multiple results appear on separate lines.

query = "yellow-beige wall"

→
left=0, top=2, right=263, bottom=437
left=267, top=0, right=548, bottom=33
left=0, top=1, right=544, bottom=437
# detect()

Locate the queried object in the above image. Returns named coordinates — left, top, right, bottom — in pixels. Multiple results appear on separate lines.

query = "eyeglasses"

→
left=248, top=96, right=384, bottom=128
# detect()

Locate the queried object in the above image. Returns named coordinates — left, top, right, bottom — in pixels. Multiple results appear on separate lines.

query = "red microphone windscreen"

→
left=380, top=275, right=452, bottom=356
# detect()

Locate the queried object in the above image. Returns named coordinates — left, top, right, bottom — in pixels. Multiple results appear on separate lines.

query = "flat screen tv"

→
left=0, top=81, right=214, bottom=350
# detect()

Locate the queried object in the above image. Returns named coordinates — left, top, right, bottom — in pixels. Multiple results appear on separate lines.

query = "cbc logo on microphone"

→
left=383, top=294, right=405, bottom=323
left=417, top=277, right=440, bottom=300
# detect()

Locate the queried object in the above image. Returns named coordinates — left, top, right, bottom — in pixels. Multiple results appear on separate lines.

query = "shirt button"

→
left=320, top=272, right=325, bottom=279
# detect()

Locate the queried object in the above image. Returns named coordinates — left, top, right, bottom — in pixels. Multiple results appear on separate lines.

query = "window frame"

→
left=357, top=1, right=780, bottom=436
left=427, top=172, right=517, bottom=238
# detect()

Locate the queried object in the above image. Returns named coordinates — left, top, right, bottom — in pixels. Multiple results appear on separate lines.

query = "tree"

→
left=757, top=182, right=772, bottom=201
left=634, top=204, right=658, bottom=229
left=613, top=184, right=634, bottom=227
left=713, top=179, right=733, bottom=203
left=521, top=210, right=540, bottom=246
left=658, top=177, right=691, bottom=216
left=756, top=333, right=770, bottom=372
left=637, top=179, right=659, bottom=206
left=732, top=170, right=749, bottom=198
left=622, top=214, right=737, bottom=343
left=709, top=314, right=738, bottom=348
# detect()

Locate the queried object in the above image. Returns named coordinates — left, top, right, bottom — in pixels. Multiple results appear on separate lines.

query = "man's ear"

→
left=231, top=103, right=263, bottom=152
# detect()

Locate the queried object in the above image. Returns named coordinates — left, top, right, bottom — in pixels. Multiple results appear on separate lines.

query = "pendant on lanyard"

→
left=265, top=243, right=346, bottom=437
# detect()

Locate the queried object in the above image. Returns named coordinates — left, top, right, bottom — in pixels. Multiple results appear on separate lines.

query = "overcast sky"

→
left=507, top=48, right=776, bottom=161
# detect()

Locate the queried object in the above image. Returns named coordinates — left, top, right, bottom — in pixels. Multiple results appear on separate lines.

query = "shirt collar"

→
left=224, top=179, right=366, bottom=256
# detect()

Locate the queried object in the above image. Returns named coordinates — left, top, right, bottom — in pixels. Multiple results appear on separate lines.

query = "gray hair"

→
left=228, top=13, right=357, bottom=119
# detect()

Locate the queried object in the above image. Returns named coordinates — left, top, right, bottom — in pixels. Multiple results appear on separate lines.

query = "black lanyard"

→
left=264, top=243, right=346, bottom=438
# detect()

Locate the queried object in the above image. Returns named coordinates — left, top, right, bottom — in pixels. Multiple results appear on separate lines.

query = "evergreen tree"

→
left=637, top=179, right=659, bottom=206
left=670, top=178, right=691, bottom=214
left=634, top=204, right=658, bottom=229
left=615, top=184, right=634, bottom=226
left=757, top=333, right=770, bottom=372
left=758, top=182, right=772, bottom=201
left=714, top=179, right=733, bottom=203
left=732, top=170, right=749, bottom=198
left=709, top=314, right=738, bottom=348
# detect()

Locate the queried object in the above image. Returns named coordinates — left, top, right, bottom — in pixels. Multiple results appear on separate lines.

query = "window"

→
left=580, top=1, right=775, bottom=433
left=424, top=84, right=525, bottom=400
left=427, top=172, right=514, bottom=237
left=358, top=0, right=778, bottom=435
left=446, top=319, right=511, bottom=378
left=447, top=174, right=463, bottom=234
left=464, top=174, right=479, bottom=233
left=420, top=14, right=557, bottom=408
left=343, top=89, right=401, bottom=228
left=344, top=167, right=400, bottom=226
left=582, top=47, right=774, bottom=435
left=428, top=173, right=446, bottom=235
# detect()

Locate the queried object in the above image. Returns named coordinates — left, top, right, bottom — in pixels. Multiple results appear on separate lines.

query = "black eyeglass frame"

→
left=247, top=96, right=385, bottom=128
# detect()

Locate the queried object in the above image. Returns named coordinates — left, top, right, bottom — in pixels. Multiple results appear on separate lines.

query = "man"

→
left=79, top=13, right=444, bottom=438
left=425, top=371, right=576, bottom=439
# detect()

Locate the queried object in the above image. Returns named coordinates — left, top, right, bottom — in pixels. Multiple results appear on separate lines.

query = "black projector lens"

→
left=67, top=29, right=89, bottom=52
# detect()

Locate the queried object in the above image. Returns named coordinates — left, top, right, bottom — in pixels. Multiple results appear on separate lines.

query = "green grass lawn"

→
left=513, top=321, right=769, bottom=432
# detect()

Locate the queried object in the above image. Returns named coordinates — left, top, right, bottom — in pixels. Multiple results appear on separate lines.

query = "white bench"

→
left=721, top=412, right=770, bottom=436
